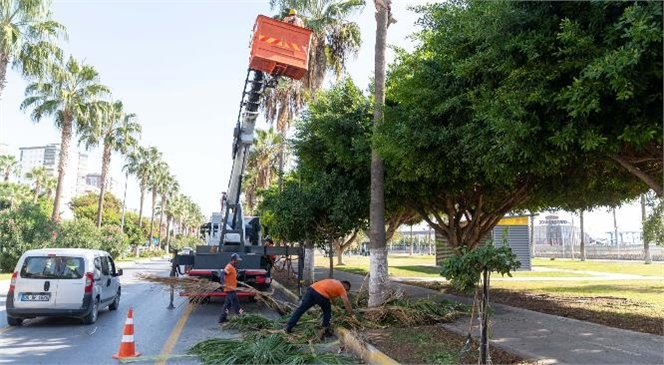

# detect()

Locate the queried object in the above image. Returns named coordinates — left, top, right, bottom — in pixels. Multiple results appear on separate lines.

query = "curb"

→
left=272, top=279, right=401, bottom=365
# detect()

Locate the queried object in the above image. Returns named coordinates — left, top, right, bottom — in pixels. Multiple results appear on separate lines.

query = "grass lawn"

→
left=0, top=273, right=12, bottom=280
left=324, top=255, right=593, bottom=278
left=532, top=258, right=664, bottom=276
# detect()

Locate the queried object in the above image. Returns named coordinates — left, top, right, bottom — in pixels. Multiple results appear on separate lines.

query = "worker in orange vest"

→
left=283, top=9, right=305, bottom=27
left=218, top=253, right=245, bottom=323
left=285, top=279, right=355, bottom=337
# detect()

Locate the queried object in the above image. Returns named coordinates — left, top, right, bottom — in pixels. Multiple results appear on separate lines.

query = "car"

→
left=5, top=248, right=123, bottom=326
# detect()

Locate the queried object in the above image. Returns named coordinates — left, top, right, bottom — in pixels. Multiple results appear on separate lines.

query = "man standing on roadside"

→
left=218, top=253, right=244, bottom=323
left=285, top=279, right=354, bottom=336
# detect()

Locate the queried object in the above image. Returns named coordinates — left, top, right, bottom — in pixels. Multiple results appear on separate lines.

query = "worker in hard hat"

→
left=283, top=9, right=304, bottom=27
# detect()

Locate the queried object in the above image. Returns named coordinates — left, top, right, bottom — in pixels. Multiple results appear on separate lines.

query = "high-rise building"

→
left=84, top=173, right=120, bottom=198
left=18, top=143, right=88, bottom=219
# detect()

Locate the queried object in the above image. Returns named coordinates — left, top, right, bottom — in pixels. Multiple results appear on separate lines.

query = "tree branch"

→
left=610, top=154, right=663, bottom=196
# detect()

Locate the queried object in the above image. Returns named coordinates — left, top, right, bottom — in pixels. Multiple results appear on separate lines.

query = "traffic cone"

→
left=113, top=308, right=141, bottom=359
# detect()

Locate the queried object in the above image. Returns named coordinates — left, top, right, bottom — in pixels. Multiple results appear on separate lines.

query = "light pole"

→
left=120, top=172, right=128, bottom=230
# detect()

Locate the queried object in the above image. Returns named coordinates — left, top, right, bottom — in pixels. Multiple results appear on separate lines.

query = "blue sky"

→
left=0, top=0, right=644, bottom=239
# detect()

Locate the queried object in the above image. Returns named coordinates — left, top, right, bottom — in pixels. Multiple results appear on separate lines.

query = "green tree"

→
left=70, top=192, right=122, bottom=226
left=52, top=218, right=102, bottom=250
left=0, top=155, right=20, bottom=182
left=79, top=100, right=141, bottom=227
left=100, top=225, right=129, bottom=259
left=379, top=1, right=648, bottom=254
left=24, top=166, right=49, bottom=203
left=0, top=0, right=66, bottom=97
left=243, top=128, right=281, bottom=214
left=124, top=145, right=161, bottom=230
left=0, top=202, right=56, bottom=272
left=21, top=56, right=110, bottom=222
left=0, top=182, right=31, bottom=210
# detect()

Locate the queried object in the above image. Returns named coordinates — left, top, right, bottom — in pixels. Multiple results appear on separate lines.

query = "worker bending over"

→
left=285, top=279, right=354, bottom=336
left=283, top=9, right=304, bottom=27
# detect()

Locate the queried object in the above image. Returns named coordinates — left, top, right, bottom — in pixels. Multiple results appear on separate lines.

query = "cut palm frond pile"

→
left=224, top=313, right=278, bottom=331
left=188, top=333, right=358, bottom=365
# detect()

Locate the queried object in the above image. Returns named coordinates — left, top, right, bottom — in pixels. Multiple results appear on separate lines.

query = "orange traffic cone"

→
left=113, top=308, right=141, bottom=359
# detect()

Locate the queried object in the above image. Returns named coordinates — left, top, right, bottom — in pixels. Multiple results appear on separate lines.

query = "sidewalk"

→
left=315, top=268, right=664, bottom=365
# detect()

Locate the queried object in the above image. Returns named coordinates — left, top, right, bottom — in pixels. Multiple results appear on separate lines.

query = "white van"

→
left=6, top=248, right=123, bottom=326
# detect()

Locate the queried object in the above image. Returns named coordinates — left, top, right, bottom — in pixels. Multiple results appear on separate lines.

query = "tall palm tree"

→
left=21, top=56, right=110, bottom=222
left=266, top=0, right=363, bottom=187
left=25, top=166, right=49, bottom=203
left=0, top=0, right=66, bottom=97
left=42, top=173, right=56, bottom=199
left=147, top=161, right=168, bottom=248
left=125, top=146, right=161, bottom=230
left=243, top=128, right=281, bottom=213
left=0, top=154, right=20, bottom=181
left=157, top=174, right=178, bottom=250
left=79, top=100, right=141, bottom=227
left=368, top=0, right=393, bottom=307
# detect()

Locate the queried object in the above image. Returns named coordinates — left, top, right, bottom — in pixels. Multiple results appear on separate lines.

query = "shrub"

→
left=54, top=218, right=102, bottom=250
left=0, top=203, right=56, bottom=273
left=100, top=225, right=129, bottom=259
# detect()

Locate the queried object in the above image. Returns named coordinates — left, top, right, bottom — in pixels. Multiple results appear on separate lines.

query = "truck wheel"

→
left=82, top=298, right=99, bottom=325
left=7, top=315, right=23, bottom=326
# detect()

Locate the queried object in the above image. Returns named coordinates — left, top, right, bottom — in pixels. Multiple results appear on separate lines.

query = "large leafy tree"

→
left=80, top=100, right=141, bottom=227
left=21, top=56, right=110, bottom=222
left=378, top=1, right=650, bottom=253
left=0, top=155, right=20, bottom=181
left=70, top=192, right=122, bottom=226
left=0, top=0, right=66, bottom=98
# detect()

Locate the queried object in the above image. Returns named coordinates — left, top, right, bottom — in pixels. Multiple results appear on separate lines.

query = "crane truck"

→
left=170, top=15, right=312, bottom=299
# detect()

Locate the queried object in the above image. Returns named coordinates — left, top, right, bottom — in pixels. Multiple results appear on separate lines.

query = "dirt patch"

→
left=407, top=281, right=663, bottom=336
left=361, top=325, right=533, bottom=365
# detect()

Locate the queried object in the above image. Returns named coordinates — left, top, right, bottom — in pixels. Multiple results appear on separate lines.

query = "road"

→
left=0, top=258, right=280, bottom=365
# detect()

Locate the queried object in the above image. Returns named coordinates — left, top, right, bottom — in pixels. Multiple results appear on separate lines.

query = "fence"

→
left=534, top=244, right=663, bottom=261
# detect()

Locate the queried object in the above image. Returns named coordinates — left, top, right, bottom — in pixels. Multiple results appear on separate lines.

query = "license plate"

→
left=21, top=293, right=51, bottom=301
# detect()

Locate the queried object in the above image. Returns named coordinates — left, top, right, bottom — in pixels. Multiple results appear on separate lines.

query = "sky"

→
left=0, top=0, right=647, bottom=240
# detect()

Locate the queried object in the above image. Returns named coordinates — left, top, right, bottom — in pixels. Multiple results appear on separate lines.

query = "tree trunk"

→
left=579, top=209, right=586, bottom=261
left=120, top=172, right=128, bottom=230
left=336, top=241, right=345, bottom=266
left=302, top=239, right=315, bottom=285
left=0, top=54, right=9, bottom=99
left=52, top=114, right=74, bottom=222
left=369, top=3, right=391, bottom=308
left=138, top=181, right=146, bottom=228
left=158, top=197, right=166, bottom=249
left=149, top=190, right=157, bottom=250
left=328, top=239, right=334, bottom=278
left=641, top=195, right=652, bottom=264
left=96, top=142, right=112, bottom=227
left=33, top=182, right=41, bottom=204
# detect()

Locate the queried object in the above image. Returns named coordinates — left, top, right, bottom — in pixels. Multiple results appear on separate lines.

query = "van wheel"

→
left=109, top=289, right=121, bottom=311
left=82, top=298, right=99, bottom=325
left=7, top=315, right=23, bottom=326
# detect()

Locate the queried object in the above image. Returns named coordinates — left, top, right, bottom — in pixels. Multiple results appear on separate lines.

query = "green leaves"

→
left=440, top=242, right=521, bottom=294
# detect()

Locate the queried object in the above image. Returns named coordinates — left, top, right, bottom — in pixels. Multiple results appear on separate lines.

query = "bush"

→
left=100, top=225, right=129, bottom=259
left=0, top=203, right=56, bottom=273
left=53, top=218, right=102, bottom=250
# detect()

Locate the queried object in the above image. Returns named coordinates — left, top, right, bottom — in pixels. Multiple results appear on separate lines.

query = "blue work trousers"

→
left=286, top=287, right=331, bottom=329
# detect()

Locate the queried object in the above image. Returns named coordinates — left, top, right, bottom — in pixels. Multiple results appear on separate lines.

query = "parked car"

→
left=6, top=248, right=123, bottom=326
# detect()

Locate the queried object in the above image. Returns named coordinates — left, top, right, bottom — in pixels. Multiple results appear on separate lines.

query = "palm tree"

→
left=24, top=166, right=49, bottom=203
left=0, top=182, right=31, bottom=210
left=21, top=56, right=110, bottom=222
left=243, top=128, right=281, bottom=213
left=79, top=100, right=141, bottom=227
left=147, top=161, right=168, bottom=248
left=0, top=155, right=20, bottom=181
left=125, top=146, right=161, bottom=230
left=157, top=174, right=178, bottom=250
left=0, top=0, right=66, bottom=98
left=42, top=173, right=56, bottom=199
left=368, top=0, right=393, bottom=307
left=266, top=0, right=363, bottom=187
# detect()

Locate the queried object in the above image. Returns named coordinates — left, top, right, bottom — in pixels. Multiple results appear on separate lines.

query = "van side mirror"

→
left=115, top=269, right=123, bottom=277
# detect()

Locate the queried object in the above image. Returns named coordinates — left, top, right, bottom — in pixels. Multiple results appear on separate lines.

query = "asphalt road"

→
left=0, top=258, right=278, bottom=365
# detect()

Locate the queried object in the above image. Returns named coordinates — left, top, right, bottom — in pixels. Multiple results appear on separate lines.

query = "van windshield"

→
left=20, top=256, right=84, bottom=280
